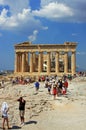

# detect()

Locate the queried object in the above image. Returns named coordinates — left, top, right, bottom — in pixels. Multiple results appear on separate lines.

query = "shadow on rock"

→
left=25, top=120, right=37, bottom=125
left=11, top=125, right=21, bottom=129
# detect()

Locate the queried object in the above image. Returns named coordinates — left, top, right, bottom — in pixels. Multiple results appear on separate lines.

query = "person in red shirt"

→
left=52, top=85, right=57, bottom=100
left=64, top=80, right=68, bottom=92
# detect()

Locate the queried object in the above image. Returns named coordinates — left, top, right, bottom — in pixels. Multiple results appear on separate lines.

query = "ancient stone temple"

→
left=14, top=42, right=77, bottom=76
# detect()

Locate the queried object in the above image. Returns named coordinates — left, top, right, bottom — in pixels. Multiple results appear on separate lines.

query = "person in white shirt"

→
left=1, top=102, right=10, bottom=129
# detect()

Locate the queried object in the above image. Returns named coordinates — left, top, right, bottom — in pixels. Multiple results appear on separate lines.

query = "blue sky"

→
left=0, top=0, right=86, bottom=70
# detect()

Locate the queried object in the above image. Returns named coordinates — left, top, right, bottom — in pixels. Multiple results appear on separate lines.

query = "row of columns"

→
left=15, top=51, right=76, bottom=75
left=15, top=52, right=29, bottom=73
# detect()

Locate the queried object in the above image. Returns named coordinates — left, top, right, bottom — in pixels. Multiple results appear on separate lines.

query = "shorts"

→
left=19, top=110, right=25, bottom=118
left=2, top=115, right=8, bottom=119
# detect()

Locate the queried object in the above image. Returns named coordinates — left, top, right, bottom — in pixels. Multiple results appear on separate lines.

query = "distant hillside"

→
left=76, top=67, right=86, bottom=72
left=0, top=70, right=14, bottom=75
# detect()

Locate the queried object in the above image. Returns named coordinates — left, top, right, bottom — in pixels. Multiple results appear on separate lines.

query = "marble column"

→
left=38, top=52, right=43, bottom=73
left=47, top=52, right=51, bottom=74
left=15, top=52, right=18, bottom=73
left=64, top=52, right=68, bottom=73
left=21, top=53, right=25, bottom=72
left=17, top=53, right=21, bottom=72
left=55, top=51, right=59, bottom=73
left=25, top=52, right=28, bottom=72
left=33, top=52, right=36, bottom=72
left=30, top=52, right=33, bottom=73
left=19, top=53, right=22, bottom=72
left=71, top=51, right=76, bottom=75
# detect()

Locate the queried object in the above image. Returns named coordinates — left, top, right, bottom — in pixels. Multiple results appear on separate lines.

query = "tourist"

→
left=64, top=80, right=68, bottom=92
left=34, top=81, right=40, bottom=92
left=17, top=97, right=26, bottom=126
left=1, top=80, right=5, bottom=87
left=41, top=75, right=45, bottom=82
left=47, top=82, right=51, bottom=94
left=1, top=102, right=10, bottom=129
left=62, top=85, right=66, bottom=95
left=58, top=79, right=63, bottom=94
left=44, top=80, right=48, bottom=88
left=52, top=85, right=57, bottom=100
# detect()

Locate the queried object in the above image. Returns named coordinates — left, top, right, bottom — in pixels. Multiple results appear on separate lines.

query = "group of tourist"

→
left=0, top=74, right=76, bottom=129
left=11, top=76, right=33, bottom=85
left=1, top=71, right=86, bottom=129
left=43, top=75, right=68, bottom=99
left=34, top=75, right=68, bottom=100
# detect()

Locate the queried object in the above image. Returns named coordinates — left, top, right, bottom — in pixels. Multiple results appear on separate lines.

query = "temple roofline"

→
left=14, top=41, right=77, bottom=48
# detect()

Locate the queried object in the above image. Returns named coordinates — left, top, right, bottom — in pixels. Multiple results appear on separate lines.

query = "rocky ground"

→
left=0, top=77, right=86, bottom=130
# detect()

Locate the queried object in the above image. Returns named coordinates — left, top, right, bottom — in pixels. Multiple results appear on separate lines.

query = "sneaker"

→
left=21, top=122, right=25, bottom=127
left=20, top=122, right=22, bottom=125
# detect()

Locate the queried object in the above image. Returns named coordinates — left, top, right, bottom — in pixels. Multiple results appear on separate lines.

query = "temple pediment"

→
left=15, top=41, right=32, bottom=47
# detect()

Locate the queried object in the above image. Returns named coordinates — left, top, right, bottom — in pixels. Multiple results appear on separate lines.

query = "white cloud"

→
left=0, top=1, right=30, bottom=29
left=32, top=2, right=73, bottom=21
left=39, top=0, right=86, bottom=22
left=0, top=0, right=4, bottom=4
left=18, top=8, right=31, bottom=20
left=0, top=1, right=44, bottom=33
left=0, top=0, right=86, bottom=36
left=42, top=26, right=48, bottom=30
left=28, top=30, right=38, bottom=41
left=0, top=8, right=19, bottom=28
left=72, top=33, right=77, bottom=36
left=0, top=9, right=8, bottom=25
left=0, top=0, right=29, bottom=14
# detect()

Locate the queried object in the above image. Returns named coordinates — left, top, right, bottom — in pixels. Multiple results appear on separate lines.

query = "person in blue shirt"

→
left=34, top=81, right=40, bottom=92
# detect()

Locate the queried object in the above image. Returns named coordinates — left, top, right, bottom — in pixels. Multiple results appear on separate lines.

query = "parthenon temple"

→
left=14, top=42, right=77, bottom=76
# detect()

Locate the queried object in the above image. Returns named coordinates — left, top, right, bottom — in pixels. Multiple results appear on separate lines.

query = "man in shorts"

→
left=17, top=97, right=26, bottom=126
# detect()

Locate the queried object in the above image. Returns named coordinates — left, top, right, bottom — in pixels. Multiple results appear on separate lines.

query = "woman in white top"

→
left=1, top=102, right=10, bottom=129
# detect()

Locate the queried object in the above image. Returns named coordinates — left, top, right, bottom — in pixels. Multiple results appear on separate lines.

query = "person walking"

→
left=17, top=97, right=26, bottom=126
left=34, top=81, right=40, bottom=92
left=1, top=102, right=10, bottom=130
left=52, top=85, right=57, bottom=100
